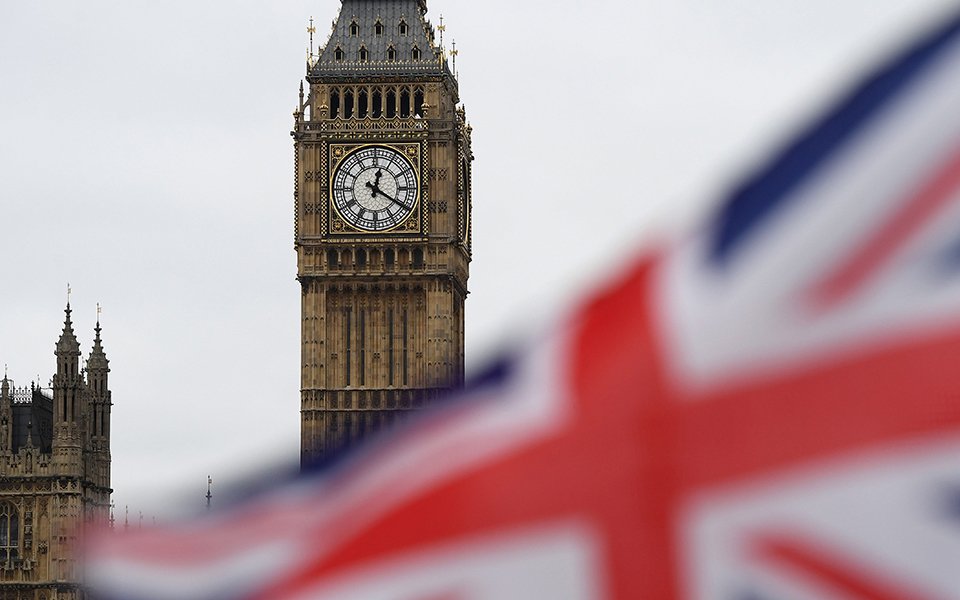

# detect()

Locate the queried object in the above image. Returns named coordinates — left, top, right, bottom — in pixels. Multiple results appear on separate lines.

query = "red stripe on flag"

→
left=809, top=139, right=960, bottom=309
left=753, top=533, right=940, bottom=600
left=245, top=258, right=960, bottom=600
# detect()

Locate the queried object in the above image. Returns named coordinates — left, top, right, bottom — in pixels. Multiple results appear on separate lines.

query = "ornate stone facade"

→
left=295, top=0, right=473, bottom=464
left=0, top=304, right=112, bottom=599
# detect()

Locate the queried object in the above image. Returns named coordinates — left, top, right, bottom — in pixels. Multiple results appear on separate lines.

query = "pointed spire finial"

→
left=450, top=39, right=458, bottom=78
left=57, top=296, right=79, bottom=355
left=67, top=283, right=71, bottom=307
left=206, top=475, right=213, bottom=510
left=307, top=16, right=316, bottom=67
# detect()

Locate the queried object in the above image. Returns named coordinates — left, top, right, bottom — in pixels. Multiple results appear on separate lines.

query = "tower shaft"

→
left=296, top=0, right=473, bottom=465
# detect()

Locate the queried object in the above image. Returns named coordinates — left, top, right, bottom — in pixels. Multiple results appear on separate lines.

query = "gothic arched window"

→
left=387, top=45, right=396, bottom=62
left=344, top=90, right=355, bottom=119
left=375, top=20, right=384, bottom=37
left=358, top=45, right=368, bottom=62
left=398, top=19, right=408, bottom=36
left=411, top=45, right=421, bottom=61
left=350, top=20, right=359, bottom=36
left=330, top=89, right=340, bottom=119
left=358, top=90, right=368, bottom=118
left=0, top=504, right=19, bottom=561
left=334, top=46, right=344, bottom=62
left=414, top=88, right=425, bottom=117
left=386, top=90, right=397, bottom=118
left=399, top=88, right=411, bottom=118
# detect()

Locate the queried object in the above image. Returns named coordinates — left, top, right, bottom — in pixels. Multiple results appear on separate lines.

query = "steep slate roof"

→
left=310, top=0, right=451, bottom=80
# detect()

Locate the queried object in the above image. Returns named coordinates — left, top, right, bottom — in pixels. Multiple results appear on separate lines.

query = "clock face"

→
left=331, top=145, right=419, bottom=232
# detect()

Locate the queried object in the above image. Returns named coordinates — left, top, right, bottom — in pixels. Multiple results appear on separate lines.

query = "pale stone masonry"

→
left=0, top=304, right=112, bottom=599
left=295, top=0, right=473, bottom=464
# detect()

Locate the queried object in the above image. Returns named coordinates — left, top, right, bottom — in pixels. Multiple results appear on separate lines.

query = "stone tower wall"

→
left=296, top=2, right=473, bottom=465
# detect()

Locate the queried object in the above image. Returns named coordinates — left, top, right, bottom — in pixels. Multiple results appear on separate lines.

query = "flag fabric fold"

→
left=88, top=8, right=960, bottom=600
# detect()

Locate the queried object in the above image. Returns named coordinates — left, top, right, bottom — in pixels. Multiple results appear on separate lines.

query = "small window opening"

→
left=402, top=310, right=409, bottom=386
left=345, top=307, right=352, bottom=386
left=399, top=19, right=408, bottom=36
left=360, top=310, right=366, bottom=386
left=385, top=248, right=395, bottom=267
left=0, top=505, right=19, bottom=561
left=412, top=248, right=424, bottom=268
left=386, top=91, right=397, bottom=118
left=411, top=45, right=421, bottom=61
left=327, top=249, right=339, bottom=268
left=334, top=46, right=344, bottom=62
left=375, top=20, right=384, bottom=36
left=344, top=90, right=354, bottom=119
left=350, top=20, right=359, bottom=36
left=388, top=310, right=395, bottom=386
left=356, top=249, right=367, bottom=267
left=387, top=45, right=396, bottom=62
left=330, top=90, right=340, bottom=119
left=400, top=90, right=411, bottom=118
left=358, top=91, right=368, bottom=118
left=372, top=90, right=383, bottom=117
left=358, top=46, right=368, bottom=62
left=414, top=89, right=424, bottom=117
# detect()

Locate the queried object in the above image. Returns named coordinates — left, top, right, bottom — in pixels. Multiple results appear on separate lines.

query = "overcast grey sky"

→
left=1, top=0, right=957, bottom=518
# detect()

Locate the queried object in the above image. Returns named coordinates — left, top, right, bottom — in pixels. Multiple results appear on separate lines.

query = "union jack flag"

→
left=88, top=9, right=960, bottom=600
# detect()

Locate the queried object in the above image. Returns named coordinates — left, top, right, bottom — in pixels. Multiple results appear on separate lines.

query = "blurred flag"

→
left=88, top=8, right=960, bottom=600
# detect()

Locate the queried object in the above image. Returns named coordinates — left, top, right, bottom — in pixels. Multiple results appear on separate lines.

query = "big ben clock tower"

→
left=294, top=0, right=473, bottom=465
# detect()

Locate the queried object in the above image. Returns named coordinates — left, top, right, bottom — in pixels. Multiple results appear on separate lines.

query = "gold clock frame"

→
left=326, top=141, right=426, bottom=238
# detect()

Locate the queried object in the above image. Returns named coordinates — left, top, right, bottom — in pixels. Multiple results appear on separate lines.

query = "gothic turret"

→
left=87, top=318, right=109, bottom=398
left=0, top=301, right=114, bottom=594
left=55, top=304, right=81, bottom=364
left=86, top=316, right=112, bottom=478
left=53, top=302, right=84, bottom=461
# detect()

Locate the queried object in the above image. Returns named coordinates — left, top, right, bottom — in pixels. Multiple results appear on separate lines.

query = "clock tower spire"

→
left=294, top=0, right=473, bottom=465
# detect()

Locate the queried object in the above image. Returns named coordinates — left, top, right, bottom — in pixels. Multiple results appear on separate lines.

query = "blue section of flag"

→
left=936, top=231, right=960, bottom=272
left=937, top=483, right=960, bottom=523
left=710, top=10, right=960, bottom=268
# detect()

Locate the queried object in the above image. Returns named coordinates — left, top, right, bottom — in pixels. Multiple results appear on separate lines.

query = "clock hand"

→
left=365, top=170, right=385, bottom=198
left=376, top=187, right=411, bottom=209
